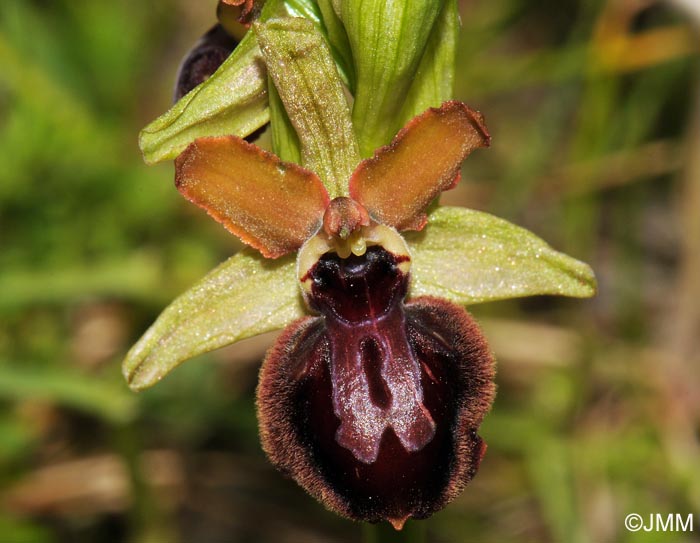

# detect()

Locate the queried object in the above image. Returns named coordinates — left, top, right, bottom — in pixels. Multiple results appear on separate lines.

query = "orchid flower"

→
left=125, top=7, right=595, bottom=530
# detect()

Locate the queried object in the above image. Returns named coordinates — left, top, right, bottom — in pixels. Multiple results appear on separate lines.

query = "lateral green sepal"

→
left=406, top=206, right=597, bottom=305
left=123, top=249, right=304, bottom=391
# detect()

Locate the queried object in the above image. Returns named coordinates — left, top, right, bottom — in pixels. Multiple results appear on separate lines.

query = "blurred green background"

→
left=1, top=0, right=699, bottom=541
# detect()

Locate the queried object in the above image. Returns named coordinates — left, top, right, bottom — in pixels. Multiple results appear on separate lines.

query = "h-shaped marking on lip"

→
left=328, top=317, right=436, bottom=464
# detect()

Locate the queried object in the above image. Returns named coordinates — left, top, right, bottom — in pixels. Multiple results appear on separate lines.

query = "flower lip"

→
left=305, top=245, right=410, bottom=325
left=257, top=292, right=496, bottom=526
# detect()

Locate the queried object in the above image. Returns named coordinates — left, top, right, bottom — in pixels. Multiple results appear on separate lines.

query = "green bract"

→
left=125, top=3, right=596, bottom=392
left=401, top=0, right=459, bottom=124
left=139, top=0, right=335, bottom=165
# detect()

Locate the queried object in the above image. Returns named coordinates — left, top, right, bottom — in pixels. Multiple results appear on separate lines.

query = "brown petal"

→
left=349, top=101, right=490, bottom=231
left=175, top=136, right=330, bottom=258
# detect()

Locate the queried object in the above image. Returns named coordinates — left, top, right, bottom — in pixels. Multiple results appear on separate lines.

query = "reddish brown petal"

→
left=349, top=101, right=490, bottom=231
left=175, top=136, right=329, bottom=258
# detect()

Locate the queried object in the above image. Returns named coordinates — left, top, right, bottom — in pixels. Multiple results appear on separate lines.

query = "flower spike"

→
left=175, top=135, right=330, bottom=258
left=349, top=101, right=490, bottom=231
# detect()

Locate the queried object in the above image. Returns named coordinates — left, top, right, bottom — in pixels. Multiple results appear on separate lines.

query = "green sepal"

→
left=255, top=17, right=360, bottom=198
left=340, top=0, right=445, bottom=156
left=122, top=249, right=304, bottom=391
left=406, top=207, right=597, bottom=305
left=139, top=31, right=267, bottom=165
left=138, top=0, right=293, bottom=165
left=399, top=0, right=458, bottom=127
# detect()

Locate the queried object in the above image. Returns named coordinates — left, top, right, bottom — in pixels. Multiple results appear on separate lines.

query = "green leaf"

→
left=399, top=0, right=459, bottom=127
left=406, top=207, right=596, bottom=304
left=123, top=249, right=305, bottom=391
left=255, top=18, right=360, bottom=198
left=340, top=0, right=445, bottom=156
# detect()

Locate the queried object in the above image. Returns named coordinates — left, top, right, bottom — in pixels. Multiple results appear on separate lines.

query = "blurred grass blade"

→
left=406, top=207, right=597, bottom=304
left=527, top=438, right=581, bottom=543
left=400, top=0, right=458, bottom=127
left=0, top=364, right=137, bottom=424
left=340, top=0, right=444, bottom=156
left=0, top=254, right=162, bottom=312
left=255, top=18, right=360, bottom=198
left=123, top=249, right=304, bottom=391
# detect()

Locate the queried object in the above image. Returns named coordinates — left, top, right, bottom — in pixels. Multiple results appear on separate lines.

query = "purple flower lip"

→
left=258, top=244, right=495, bottom=527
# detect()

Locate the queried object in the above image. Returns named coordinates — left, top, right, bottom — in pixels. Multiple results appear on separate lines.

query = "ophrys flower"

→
left=126, top=11, right=595, bottom=530
left=172, top=101, right=493, bottom=527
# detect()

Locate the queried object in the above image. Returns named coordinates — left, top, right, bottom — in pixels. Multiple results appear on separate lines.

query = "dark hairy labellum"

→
left=257, top=246, right=495, bottom=528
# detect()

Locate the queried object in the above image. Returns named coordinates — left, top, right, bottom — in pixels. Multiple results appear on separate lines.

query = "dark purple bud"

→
left=174, top=24, right=238, bottom=102
left=257, top=245, right=495, bottom=528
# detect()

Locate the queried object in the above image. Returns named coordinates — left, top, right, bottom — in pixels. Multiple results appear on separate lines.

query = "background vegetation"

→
left=1, top=0, right=699, bottom=541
